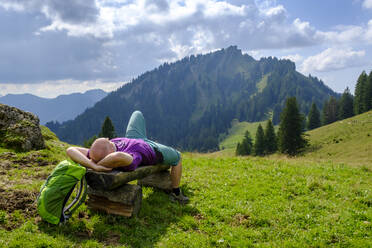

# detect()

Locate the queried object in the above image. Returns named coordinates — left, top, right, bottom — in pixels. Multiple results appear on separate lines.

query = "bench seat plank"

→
left=86, top=164, right=170, bottom=190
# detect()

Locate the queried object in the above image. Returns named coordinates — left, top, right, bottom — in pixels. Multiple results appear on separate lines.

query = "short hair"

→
left=90, top=138, right=112, bottom=163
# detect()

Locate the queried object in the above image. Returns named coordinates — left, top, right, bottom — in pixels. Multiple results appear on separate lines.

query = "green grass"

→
left=0, top=154, right=371, bottom=247
left=0, top=122, right=371, bottom=247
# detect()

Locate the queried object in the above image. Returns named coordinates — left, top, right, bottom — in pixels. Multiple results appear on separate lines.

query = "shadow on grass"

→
left=38, top=185, right=198, bottom=248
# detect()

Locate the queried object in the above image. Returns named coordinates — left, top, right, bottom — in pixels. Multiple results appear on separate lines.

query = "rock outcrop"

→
left=0, top=103, right=45, bottom=151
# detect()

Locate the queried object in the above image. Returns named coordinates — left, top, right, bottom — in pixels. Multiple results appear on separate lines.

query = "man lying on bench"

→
left=66, top=110, right=189, bottom=204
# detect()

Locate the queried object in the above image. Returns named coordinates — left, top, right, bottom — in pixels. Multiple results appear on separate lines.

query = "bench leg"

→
left=87, top=184, right=142, bottom=217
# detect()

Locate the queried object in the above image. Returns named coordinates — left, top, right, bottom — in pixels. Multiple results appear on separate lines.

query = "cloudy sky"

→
left=0, top=0, right=371, bottom=98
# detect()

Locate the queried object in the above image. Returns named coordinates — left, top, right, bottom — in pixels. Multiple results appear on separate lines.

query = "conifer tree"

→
left=338, top=87, right=354, bottom=120
left=366, top=71, right=372, bottom=111
left=278, top=97, right=307, bottom=155
left=254, top=124, right=265, bottom=156
left=321, top=99, right=329, bottom=126
left=264, top=119, right=277, bottom=154
left=235, top=130, right=253, bottom=156
left=354, top=71, right=368, bottom=114
left=242, top=130, right=253, bottom=155
left=99, top=116, right=116, bottom=139
left=307, top=102, right=321, bottom=130
left=236, top=142, right=243, bottom=156
left=322, top=96, right=339, bottom=125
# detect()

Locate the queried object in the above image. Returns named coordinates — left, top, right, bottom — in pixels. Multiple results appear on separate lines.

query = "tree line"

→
left=308, top=70, right=372, bottom=130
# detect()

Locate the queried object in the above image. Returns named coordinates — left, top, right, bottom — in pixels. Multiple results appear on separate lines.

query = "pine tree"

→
left=242, top=130, right=253, bottom=155
left=354, top=71, right=368, bottom=114
left=366, top=71, right=372, bottom=111
left=322, top=96, right=339, bottom=125
left=264, top=119, right=277, bottom=154
left=254, top=124, right=265, bottom=156
left=99, top=116, right=116, bottom=139
left=236, top=142, right=243, bottom=156
left=338, top=87, right=354, bottom=120
left=235, top=130, right=253, bottom=155
left=321, top=99, right=329, bottom=126
left=278, top=97, right=307, bottom=155
left=307, top=102, right=321, bottom=130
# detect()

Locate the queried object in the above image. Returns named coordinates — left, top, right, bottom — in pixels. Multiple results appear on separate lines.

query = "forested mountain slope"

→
left=47, top=46, right=337, bottom=151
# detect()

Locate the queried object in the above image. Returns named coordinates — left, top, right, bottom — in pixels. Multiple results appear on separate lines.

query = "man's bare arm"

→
left=66, top=147, right=112, bottom=172
left=97, top=152, right=133, bottom=168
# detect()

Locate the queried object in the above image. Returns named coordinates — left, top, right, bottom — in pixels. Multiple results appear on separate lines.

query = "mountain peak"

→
left=48, top=47, right=337, bottom=151
left=225, top=45, right=240, bottom=53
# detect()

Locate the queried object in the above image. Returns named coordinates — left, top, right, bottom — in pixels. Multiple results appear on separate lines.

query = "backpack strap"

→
left=60, top=176, right=88, bottom=223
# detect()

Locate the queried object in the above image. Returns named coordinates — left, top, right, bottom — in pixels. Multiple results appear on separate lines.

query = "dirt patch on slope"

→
left=0, top=187, right=37, bottom=216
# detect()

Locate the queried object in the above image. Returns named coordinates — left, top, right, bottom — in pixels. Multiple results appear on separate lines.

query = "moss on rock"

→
left=0, top=104, right=45, bottom=152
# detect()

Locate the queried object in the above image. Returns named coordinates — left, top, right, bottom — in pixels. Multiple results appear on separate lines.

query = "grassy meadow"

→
left=0, top=114, right=371, bottom=247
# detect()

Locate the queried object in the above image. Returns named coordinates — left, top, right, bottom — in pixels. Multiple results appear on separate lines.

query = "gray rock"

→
left=0, top=103, right=45, bottom=151
left=138, top=170, right=172, bottom=193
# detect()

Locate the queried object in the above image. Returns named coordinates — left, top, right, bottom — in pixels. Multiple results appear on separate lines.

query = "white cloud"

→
left=366, top=20, right=372, bottom=41
left=0, top=0, right=371, bottom=96
left=363, top=0, right=372, bottom=8
left=301, top=47, right=366, bottom=73
left=317, top=25, right=364, bottom=44
left=0, top=80, right=124, bottom=98
left=0, top=0, right=325, bottom=50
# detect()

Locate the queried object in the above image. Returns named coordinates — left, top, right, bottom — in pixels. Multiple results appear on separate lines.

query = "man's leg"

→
left=169, top=157, right=189, bottom=204
left=170, top=159, right=182, bottom=188
left=145, top=140, right=189, bottom=204
left=125, top=111, right=147, bottom=139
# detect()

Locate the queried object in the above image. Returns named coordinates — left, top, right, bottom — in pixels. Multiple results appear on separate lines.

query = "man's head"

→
left=90, top=138, right=115, bottom=163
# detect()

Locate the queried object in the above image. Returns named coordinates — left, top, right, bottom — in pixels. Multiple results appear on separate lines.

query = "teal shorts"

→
left=125, top=111, right=181, bottom=166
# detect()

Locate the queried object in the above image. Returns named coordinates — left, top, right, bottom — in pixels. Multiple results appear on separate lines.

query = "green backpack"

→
left=37, top=160, right=87, bottom=224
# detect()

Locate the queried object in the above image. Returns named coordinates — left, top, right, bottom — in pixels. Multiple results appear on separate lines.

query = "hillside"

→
left=0, top=89, right=107, bottom=124
left=0, top=126, right=371, bottom=247
left=303, top=110, right=372, bottom=165
left=47, top=46, right=338, bottom=152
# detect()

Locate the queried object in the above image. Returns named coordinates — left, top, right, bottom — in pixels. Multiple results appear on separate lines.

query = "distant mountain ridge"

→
left=0, top=89, right=108, bottom=124
left=47, top=46, right=338, bottom=151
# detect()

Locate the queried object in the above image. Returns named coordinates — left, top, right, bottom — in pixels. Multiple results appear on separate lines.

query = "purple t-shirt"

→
left=111, top=137, right=157, bottom=171
left=88, top=137, right=157, bottom=171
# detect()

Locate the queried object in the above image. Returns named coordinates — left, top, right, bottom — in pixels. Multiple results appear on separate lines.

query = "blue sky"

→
left=277, top=0, right=368, bottom=28
left=0, top=0, right=371, bottom=97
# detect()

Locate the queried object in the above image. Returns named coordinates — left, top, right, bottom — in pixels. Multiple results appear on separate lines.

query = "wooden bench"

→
left=85, top=164, right=172, bottom=217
